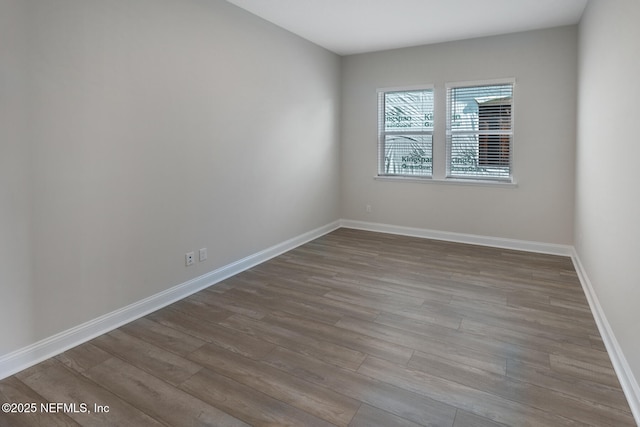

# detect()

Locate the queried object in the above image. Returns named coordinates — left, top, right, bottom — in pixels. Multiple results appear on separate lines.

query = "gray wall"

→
left=0, top=0, right=341, bottom=355
left=576, top=0, right=640, bottom=387
left=0, top=0, right=34, bottom=355
left=341, top=27, right=578, bottom=245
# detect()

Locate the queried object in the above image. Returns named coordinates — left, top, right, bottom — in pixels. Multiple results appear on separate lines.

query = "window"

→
left=446, top=81, right=514, bottom=180
left=377, top=80, right=515, bottom=184
left=378, top=88, right=434, bottom=177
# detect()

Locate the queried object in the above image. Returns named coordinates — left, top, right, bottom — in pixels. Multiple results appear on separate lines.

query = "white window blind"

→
left=378, top=88, right=434, bottom=177
left=446, top=82, right=514, bottom=180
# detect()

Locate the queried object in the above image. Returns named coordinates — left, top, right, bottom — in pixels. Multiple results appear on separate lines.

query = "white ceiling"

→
left=225, top=0, right=588, bottom=55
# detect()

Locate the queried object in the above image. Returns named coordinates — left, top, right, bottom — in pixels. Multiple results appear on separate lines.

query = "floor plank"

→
left=219, top=313, right=367, bottom=370
left=187, top=343, right=360, bottom=426
left=357, top=356, right=582, bottom=426
left=262, top=346, right=457, bottom=427
left=265, top=310, right=415, bottom=365
left=15, top=359, right=163, bottom=426
left=0, top=376, right=80, bottom=427
left=348, top=404, right=423, bottom=427
left=506, top=358, right=633, bottom=413
left=453, top=409, right=508, bottom=427
left=83, top=357, right=248, bottom=427
left=179, top=368, right=336, bottom=427
left=148, top=307, right=275, bottom=360
left=118, top=316, right=208, bottom=358
left=90, top=328, right=201, bottom=387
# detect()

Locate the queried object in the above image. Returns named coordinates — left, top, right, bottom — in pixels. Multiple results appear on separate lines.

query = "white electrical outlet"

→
left=185, top=252, right=195, bottom=266
left=366, top=204, right=372, bottom=213
left=199, top=248, right=207, bottom=262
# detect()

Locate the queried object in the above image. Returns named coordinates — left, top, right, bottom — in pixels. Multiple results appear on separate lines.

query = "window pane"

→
left=449, top=84, right=512, bottom=132
left=479, top=134, right=510, bottom=167
left=450, top=134, right=510, bottom=178
left=385, top=90, right=434, bottom=132
left=383, top=134, right=432, bottom=176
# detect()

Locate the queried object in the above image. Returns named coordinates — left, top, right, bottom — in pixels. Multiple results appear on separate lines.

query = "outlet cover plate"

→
left=185, top=252, right=195, bottom=266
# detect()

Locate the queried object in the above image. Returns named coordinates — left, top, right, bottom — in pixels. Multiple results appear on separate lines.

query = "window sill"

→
left=374, top=175, right=518, bottom=188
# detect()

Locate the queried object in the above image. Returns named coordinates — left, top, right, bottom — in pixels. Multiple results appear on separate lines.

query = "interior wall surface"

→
left=1, top=0, right=341, bottom=356
left=0, top=0, right=34, bottom=355
left=340, top=26, right=578, bottom=245
left=576, top=0, right=640, bottom=391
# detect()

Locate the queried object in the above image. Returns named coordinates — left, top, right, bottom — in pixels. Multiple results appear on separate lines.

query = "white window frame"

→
left=445, top=78, right=515, bottom=182
left=377, top=85, right=435, bottom=179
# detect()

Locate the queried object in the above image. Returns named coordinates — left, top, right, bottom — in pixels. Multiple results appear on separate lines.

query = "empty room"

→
left=1, top=0, right=638, bottom=426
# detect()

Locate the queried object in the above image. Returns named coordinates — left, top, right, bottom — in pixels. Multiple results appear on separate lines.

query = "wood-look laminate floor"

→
left=0, top=228, right=635, bottom=426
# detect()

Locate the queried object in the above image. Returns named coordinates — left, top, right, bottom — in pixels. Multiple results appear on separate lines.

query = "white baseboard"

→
left=570, top=250, right=640, bottom=425
left=0, top=220, right=341, bottom=380
left=340, top=219, right=573, bottom=256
